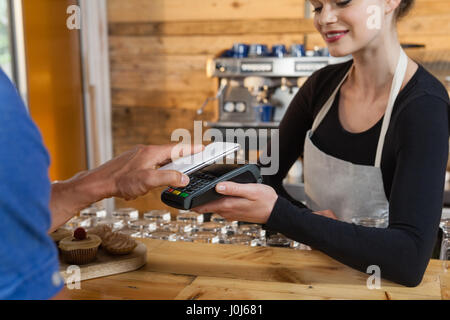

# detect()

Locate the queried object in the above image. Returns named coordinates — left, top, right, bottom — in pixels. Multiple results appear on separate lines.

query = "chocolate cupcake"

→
left=59, top=228, right=101, bottom=265
left=89, top=225, right=137, bottom=255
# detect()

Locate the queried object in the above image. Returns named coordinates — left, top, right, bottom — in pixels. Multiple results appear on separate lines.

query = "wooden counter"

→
left=62, top=239, right=450, bottom=300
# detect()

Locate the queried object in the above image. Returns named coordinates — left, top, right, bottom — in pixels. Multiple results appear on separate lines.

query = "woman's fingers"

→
left=215, top=181, right=261, bottom=200
left=194, top=197, right=249, bottom=216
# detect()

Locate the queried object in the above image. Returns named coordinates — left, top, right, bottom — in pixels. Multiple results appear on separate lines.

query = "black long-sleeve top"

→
left=263, top=59, right=450, bottom=287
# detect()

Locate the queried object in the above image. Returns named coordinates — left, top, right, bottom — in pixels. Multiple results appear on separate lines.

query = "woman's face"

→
left=310, top=0, right=392, bottom=57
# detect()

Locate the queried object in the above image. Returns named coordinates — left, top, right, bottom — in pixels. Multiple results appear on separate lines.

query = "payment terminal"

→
left=161, top=163, right=262, bottom=210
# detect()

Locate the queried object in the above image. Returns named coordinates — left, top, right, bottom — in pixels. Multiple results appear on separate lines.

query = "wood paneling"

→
left=108, top=0, right=450, bottom=212
left=108, top=0, right=305, bottom=22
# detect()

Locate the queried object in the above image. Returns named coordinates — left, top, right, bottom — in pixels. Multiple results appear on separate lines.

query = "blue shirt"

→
left=0, top=69, right=63, bottom=299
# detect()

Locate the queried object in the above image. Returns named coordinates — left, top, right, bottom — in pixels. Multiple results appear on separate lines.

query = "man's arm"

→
left=49, top=144, right=203, bottom=233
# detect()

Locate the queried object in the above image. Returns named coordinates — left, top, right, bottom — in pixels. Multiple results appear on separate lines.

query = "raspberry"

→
left=74, top=227, right=87, bottom=240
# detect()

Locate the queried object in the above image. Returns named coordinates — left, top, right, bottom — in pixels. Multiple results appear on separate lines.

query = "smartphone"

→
left=158, top=142, right=241, bottom=175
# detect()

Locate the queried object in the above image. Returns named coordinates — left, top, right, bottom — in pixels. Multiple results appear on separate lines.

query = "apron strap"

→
left=310, top=49, right=408, bottom=168
left=374, top=49, right=408, bottom=168
left=311, top=64, right=354, bottom=132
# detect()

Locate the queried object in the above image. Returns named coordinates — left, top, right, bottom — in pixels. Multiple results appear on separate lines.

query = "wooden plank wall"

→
left=107, top=0, right=450, bottom=214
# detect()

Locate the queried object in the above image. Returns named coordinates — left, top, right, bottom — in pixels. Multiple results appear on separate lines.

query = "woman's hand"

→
left=312, top=209, right=338, bottom=220
left=193, top=182, right=278, bottom=224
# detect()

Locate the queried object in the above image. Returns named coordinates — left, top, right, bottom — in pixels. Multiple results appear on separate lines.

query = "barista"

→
left=194, top=0, right=450, bottom=286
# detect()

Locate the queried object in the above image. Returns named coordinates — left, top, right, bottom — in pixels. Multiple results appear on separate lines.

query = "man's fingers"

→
left=144, top=143, right=204, bottom=167
left=169, top=143, right=205, bottom=162
left=145, top=170, right=189, bottom=189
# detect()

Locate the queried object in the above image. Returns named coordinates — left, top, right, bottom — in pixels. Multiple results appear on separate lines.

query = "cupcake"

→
left=89, top=225, right=137, bottom=255
left=59, top=227, right=102, bottom=265
left=102, top=231, right=137, bottom=255
left=49, top=228, right=72, bottom=244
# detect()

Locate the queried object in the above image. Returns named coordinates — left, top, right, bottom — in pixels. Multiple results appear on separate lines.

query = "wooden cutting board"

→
left=59, top=241, right=147, bottom=283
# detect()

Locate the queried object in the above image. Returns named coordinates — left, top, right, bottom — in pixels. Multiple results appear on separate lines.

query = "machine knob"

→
left=216, top=63, right=227, bottom=73
left=235, top=102, right=246, bottom=113
left=224, top=102, right=235, bottom=113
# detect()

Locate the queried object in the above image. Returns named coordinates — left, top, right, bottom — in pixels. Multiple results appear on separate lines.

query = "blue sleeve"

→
left=0, top=69, right=63, bottom=299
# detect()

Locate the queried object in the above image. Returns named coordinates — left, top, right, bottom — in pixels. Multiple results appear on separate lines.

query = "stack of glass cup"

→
left=62, top=207, right=311, bottom=250
left=64, top=206, right=108, bottom=231
left=440, top=219, right=450, bottom=271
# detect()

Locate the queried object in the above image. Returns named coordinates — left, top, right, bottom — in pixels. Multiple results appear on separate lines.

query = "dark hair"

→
left=395, top=0, right=415, bottom=20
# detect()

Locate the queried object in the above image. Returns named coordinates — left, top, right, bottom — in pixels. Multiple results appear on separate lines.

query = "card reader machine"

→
left=161, top=163, right=262, bottom=210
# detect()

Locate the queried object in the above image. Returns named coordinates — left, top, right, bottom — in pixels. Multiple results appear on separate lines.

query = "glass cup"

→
left=80, top=207, right=107, bottom=219
left=351, top=216, right=388, bottom=228
left=143, top=210, right=172, bottom=226
left=128, top=219, right=157, bottom=232
left=145, top=231, right=177, bottom=242
left=290, top=44, right=306, bottom=57
left=248, top=44, right=269, bottom=57
left=440, top=219, right=450, bottom=271
left=176, top=211, right=204, bottom=226
left=159, top=221, right=193, bottom=234
left=191, top=231, right=220, bottom=244
left=112, top=207, right=139, bottom=221
left=238, top=224, right=266, bottom=239
left=227, top=234, right=259, bottom=247
left=266, top=233, right=292, bottom=248
left=211, top=213, right=226, bottom=224
left=64, top=216, right=92, bottom=230
left=271, top=44, right=287, bottom=58
left=199, top=222, right=227, bottom=234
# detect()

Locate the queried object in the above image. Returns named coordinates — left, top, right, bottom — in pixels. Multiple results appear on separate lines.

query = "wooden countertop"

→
left=62, top=239, right=450, bottom=300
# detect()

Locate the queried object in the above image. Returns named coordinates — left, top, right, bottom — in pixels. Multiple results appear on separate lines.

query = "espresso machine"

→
left=198, top=43, right=351, bottom=166
left=200, top=44, right=350, bottom=127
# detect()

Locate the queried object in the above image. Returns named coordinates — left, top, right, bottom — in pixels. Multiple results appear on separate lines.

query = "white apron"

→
left=303, top=50, right=408, bottom=226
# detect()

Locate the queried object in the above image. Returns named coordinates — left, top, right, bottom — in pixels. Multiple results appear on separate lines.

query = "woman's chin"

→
left=327, top=47, right=352, bottom=58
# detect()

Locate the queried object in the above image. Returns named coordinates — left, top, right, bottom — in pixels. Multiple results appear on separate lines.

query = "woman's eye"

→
left=337, top=0, right=352, bottom=6
left=312, top=7, right=322, bottom=13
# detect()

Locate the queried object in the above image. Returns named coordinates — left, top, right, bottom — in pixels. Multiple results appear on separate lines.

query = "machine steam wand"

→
left=197, top=79, right=228, bottom=115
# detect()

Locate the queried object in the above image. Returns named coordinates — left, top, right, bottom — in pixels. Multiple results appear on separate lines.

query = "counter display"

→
left=61, top=238, right=449, bottom=300
left=58, top=209, right=449, bottom=300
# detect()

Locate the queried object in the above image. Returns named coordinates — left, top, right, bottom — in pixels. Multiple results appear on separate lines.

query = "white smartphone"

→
left=158, top=142, right=241, bottom=175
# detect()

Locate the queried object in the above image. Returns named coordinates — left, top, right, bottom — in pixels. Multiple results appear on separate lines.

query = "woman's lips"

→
left=324, top=30, right=349, bottom=43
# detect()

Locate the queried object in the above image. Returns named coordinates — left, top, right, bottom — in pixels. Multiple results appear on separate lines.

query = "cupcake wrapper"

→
left=61, top=247, right=98, bottom=265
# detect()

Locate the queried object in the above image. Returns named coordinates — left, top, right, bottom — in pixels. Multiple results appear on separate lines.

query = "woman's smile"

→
left=324, top=30, right=350, bottom=43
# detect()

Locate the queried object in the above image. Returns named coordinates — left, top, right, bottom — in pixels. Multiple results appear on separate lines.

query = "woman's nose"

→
left=317, top=5, right=339, bottom=25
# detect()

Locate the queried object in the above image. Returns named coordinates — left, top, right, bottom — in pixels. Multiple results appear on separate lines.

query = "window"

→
left=0, top=0, right=13, bottom=81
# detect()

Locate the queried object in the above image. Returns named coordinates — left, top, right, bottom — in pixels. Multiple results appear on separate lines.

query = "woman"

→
left=194, top=0, right=450, bottom=287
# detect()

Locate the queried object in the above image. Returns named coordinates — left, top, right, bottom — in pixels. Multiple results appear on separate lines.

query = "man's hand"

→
left=105, top=144, right=203, bottom=200
left=49, top=144, right=204, bottom=232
